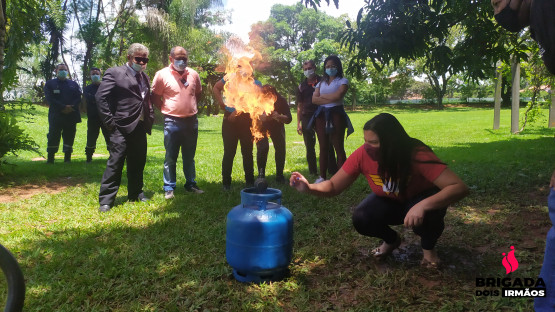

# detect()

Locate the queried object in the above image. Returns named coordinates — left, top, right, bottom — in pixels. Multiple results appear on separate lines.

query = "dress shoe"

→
left=64, top=152, right=71, bottom=163
left=185, top=185, right=204, bottom=194
left=99, top=204, right=111, bottom=212
left=130, top=194, right=149, bottom=202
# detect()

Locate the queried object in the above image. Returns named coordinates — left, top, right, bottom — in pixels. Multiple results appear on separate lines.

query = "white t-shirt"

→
left=315, top=77, right=349, bottom=108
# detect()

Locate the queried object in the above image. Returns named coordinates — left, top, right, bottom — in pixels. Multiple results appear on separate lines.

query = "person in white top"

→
left=310, top=55, right=353, bottom=184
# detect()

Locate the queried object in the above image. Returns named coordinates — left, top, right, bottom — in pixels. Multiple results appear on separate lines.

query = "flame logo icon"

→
left=502, top=246, right=519, bottom=274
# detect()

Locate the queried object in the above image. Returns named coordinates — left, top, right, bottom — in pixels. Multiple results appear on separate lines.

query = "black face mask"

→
left=494, top=2, right=523, bottom=32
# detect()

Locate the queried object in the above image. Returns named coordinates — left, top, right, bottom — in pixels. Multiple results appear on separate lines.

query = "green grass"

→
left=0, top=105, right=553, bottom=311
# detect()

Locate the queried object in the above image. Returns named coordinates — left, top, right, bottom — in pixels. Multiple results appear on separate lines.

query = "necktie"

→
left=135, top=72, right=142, bottom=87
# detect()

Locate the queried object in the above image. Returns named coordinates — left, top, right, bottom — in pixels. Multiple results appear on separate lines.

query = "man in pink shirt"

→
left=151, top=46, right=203, bottom=199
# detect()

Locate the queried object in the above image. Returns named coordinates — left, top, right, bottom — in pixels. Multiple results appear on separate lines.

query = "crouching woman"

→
left=289, top=113, right=469, bottom=267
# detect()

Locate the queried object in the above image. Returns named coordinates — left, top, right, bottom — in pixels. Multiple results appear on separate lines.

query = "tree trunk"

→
left=0, top=0, right=6, bottom=108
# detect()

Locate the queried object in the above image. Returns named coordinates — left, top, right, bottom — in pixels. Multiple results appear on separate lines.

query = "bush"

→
left=0, top=110, right=40, bottom=166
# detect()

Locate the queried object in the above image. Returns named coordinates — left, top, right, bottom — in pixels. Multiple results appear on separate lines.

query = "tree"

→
left=249, top=3, right=346, bottom=98
left=303, top=0, right=508, bottom=109
left=1, top=0, right=46, bottom=105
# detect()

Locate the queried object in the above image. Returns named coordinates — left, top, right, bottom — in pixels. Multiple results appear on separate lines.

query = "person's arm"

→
left=270, top=94, right=292, bottom=124
left=295, top=87, right=303, bottom=135
left=550, top=169, right=555, bottom=189
left=404, top=168, right=469, bottom=228
left=95, top=69, right=117, bottom=131
left=290, top=168, right=358, bottom=197
left=213, top=79, right=226, bottom=111
left=44, top=81, right=66, bottom=113
left=315, top=84, right=349, bottom=104
left=312, top=84, right=348, bottom=105
left=195, top=72, right=202, bottom=96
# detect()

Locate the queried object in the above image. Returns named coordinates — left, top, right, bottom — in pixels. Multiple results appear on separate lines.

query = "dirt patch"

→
left=0, top=177, right=82, bottom=203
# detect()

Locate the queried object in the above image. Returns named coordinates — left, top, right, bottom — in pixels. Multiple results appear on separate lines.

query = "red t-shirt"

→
left=342, top=145, right=447, bottom=201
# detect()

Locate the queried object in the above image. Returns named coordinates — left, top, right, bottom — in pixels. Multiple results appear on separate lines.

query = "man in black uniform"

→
left=95, top=43, right=155, bottom=212
left=83, top=67, right=109, bottom=162
left=296, top=60, right=337, bottom=179
left=43, top=63, right=82, bottom=163
left=256, top=85, right=292, bottom=183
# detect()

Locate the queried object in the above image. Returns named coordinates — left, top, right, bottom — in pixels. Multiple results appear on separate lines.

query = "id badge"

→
left=53, top=89, right=61, bottom=94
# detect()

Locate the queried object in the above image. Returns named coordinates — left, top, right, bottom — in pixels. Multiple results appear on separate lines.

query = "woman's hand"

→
left=404, top=204, right=426, bottom=228
left=290, top=172, right=309, bottom=193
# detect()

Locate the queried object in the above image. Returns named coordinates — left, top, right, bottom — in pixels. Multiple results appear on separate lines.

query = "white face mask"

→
left=303, top=69, right=315, bottom=78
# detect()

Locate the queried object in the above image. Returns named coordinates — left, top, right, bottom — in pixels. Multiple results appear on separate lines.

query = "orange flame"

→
left=221, top=37, right=276, bottom=142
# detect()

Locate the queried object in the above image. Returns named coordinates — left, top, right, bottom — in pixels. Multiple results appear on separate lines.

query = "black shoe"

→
left=64, top=153, right=71, bottom=163
left=86, top=154, right=93, bottom=163
left=222, top=184, right=231, bottom=191
left=99, top=204, right=111, bottom=212
left=258, top=168, right=266, bottom=179
left=276, top=175, right=286, bottom=183
left=185, top=185, right=204, bottom=194
left=129, top=194, right=149, bottom=202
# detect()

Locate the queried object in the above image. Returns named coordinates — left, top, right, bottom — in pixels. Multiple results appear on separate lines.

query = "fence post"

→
left=493, top=62, right=502, bottom=130
left=550, top=91, right=555, bottom=128
left=511, top=57, right=520, bottom=134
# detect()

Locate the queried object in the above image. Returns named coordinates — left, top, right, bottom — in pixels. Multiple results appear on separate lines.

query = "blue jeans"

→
left=163, top=115, right=198, bottom=191
left=535, top=188, right=555, bottom=311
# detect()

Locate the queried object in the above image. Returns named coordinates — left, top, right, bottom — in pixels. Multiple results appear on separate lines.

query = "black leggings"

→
left=351, top=189, right=447, bottom=250
left=314, top=111, right=345, bottom=179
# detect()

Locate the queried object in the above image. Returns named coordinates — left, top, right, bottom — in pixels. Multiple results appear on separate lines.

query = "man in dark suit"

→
left=95, top=43, right=155, bottom=212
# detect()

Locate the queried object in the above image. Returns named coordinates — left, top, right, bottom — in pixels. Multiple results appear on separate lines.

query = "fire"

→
left=221, top=37, right=276, bottom=141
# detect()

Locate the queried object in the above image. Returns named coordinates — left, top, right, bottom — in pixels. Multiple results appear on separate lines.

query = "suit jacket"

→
left=96, top=65, right=155, bottom=135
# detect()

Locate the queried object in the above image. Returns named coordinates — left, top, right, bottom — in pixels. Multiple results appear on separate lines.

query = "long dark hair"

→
left=363, top=113, right=443, bottom=196
left=322, top=55, right=343, bottom=84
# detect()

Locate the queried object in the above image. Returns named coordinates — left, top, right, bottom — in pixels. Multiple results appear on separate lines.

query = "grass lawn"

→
left=0, top=104, right=554, bottom=311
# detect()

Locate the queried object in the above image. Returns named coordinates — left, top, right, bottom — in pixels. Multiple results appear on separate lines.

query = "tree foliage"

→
left=249, top=3, right=346, bottom=97
left=303, top=0, right=513, bottom=108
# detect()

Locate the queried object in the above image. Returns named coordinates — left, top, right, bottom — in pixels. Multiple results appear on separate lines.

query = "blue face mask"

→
left=325, top=68, right=338, bottom=77
left=132, top=62, right=144, bottom=73
left=57, top=70, right=68, bottom=80
left=91, top=75, right=101, bottom=83
left=173, top=59, right=187, bottom=71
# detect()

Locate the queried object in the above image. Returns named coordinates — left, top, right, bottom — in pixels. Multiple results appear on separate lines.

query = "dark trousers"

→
left=47, top=118, right=77, bottom=154
left=314, top=112, right=345, bottom=179
left=256, top=126, right=286, bottom=177
left=351, top=189, right=447, bottom=250
left=86, top=117, right=110, bottom=156
left=302, top=115, right=337, bottom=176
left=99, top=123, right=147, bottom=205
left=221, top=117, right=254, bottom=186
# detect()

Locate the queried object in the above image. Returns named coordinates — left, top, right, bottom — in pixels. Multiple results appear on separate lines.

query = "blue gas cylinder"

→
left=226, top=187, right=293, bottom=283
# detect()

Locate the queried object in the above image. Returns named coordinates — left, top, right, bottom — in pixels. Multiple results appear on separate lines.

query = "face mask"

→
left=173, top=59, right=187, bottom=71
left=57, top=70, right=68, bottom=80
left=132, top=62, right=145, bottom=73
left=364, top=144, right=380, bottom=161
left=494, top=2, right=522, bottom=32
left=325, top=68, right=338, bottom=77
left=304, top=69, right=315, bottom=78
left=91, top=75, right=101, bottom=83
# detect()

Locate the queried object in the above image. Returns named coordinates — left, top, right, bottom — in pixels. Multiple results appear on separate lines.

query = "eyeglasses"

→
left=134, top=57, right=149, bottom=64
